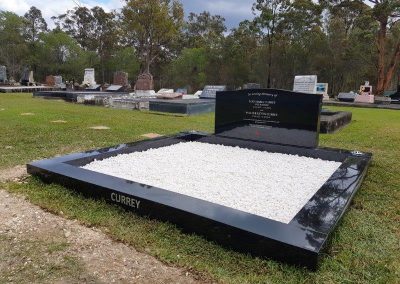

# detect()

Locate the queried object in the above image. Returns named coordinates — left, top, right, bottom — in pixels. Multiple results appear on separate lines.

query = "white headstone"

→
left=293, top=75, right=317, bottom=94
left=359, top=82, right=373, bottom=96
left=194, top=90, right=202, bottom=96
left=0, top=66, right=6, bottom=83
left=28, top=71, right=35, bottom=84
left=83, top=68, right=96, bottom=86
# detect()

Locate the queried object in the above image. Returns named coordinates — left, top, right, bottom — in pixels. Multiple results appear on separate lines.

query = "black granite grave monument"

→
left=27, top=89, right=371, bottom=269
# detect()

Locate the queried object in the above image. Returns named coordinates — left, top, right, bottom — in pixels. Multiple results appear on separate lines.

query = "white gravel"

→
left=82, top=142, right=341, bottom=224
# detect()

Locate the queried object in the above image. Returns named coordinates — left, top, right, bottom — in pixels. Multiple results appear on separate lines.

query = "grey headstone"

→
left=338, top=92, right=357, bottom=102
left=0, top=66, right=7, bottom=83
left=243, top=83, right=261, bottom=89
left=200, top=85, right=227, bottom=99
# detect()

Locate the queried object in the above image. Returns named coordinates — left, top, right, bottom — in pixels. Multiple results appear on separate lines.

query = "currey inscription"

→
left=111, top=192, right=141, bottom=209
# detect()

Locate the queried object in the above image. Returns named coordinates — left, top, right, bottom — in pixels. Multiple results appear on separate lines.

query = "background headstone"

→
left=46, top=75, right=55, bottom=86
left=293, top=75, right=317, bottom=94
left=243, top=83, right=261, bottom=89
left=316, top=83, right=329, bottom=100
left=176, top=88, right=188, bottom=94
left=135, top=73, right=154, bottom=91
left=54, top=76, right=63, bottom=86
left=215, top=89, right=322, bottom=148
left=20, top=67, right=29, bottom=85
left=28, top=71, right=35, bottom=85
left=83, top=68, right=96, bottom=86
left=200, top=85, right=227, bottom=99
left=0, top=66, right=7, bottom=83
left=113, top=71, right=129, bottom=87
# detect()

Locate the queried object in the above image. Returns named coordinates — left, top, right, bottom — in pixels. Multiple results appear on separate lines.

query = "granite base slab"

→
left=27, top=132, right=371, bottom=270
left=320, top=110, right=352, bottom=133
left=149, top=99, right=215, bottom=115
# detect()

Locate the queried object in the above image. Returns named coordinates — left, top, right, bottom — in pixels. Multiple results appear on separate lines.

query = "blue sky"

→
left=181, top=0, right=255, bottom=28
left=0, top=0, right=256, bottom=29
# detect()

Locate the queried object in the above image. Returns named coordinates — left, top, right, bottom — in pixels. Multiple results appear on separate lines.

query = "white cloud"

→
left=0, top=0, right=125, bottom=28
left=204, top=0, right=254, bottom=18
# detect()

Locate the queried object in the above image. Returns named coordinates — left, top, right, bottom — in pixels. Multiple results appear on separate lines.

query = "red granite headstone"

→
left=135, top=73, right=154, bottom=91
left=45, top=75, right=55, bottom=86
left=113, top=71, right=129, bottom=86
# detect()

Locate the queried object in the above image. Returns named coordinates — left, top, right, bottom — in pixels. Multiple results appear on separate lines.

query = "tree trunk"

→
left=382, top=42, right=400, bottom=92
left=267, top=36, right=273, bottom=88
left=376, top=20, right=387, bottom=96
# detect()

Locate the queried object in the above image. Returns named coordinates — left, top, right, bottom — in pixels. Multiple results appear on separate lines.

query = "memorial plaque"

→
left=215, top=89, right=322, bottom=148
left=0, top=66, right=7, bottom=83
left=106, top=85, right=124, bottom=92
left=293, top=75, right=317, bottom=94
left=200, top=85, right=227, bottom=99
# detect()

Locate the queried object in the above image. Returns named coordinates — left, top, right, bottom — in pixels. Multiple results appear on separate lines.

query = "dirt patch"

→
left=89, top=126, right=110, bottom=130
left=20, top=113, right=35, bottom=116
left=51, top=120, right=67, bottom=124
left=0, top=165, right=27, bottom=182
left=141, top=133, right=163, bottom=139
left=0, top=167, right=204, bottom=283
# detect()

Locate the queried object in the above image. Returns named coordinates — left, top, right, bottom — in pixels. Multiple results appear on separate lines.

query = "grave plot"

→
left=27, top=89, right=371, bottom=269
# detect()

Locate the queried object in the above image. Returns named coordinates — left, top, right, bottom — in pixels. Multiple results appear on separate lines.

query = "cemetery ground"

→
left=0, top=93, right=399, bottom=283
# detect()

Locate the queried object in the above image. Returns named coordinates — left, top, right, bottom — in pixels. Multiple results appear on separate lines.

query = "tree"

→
left=0, top=11, right=28, bottom=79
left=37, top=29, right=88, bottom=80
left=253, top=0, right=290, bottom=88
left=122, top=0, right=184, bottom=74
left=24, top=6, right=47, bottom=43
left=370, top=0, right=400, bottom=95
left=184, top=11, right=227, bottom=48
left=329, top=0, right=400, bottom=95
left=168, top=48, right=207, bottom=91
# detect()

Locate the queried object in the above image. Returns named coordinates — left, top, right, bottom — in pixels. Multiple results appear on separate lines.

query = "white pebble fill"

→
left=82, top=142, right=341, bottom=224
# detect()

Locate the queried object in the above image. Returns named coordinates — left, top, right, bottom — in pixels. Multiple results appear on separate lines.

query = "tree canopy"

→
left=0, top=0, right=399, bottom=95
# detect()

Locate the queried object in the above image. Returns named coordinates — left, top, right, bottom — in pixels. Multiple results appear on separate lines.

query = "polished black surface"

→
left=149, top=99, right=215, bottom=115
left=215, top=89, right=322, bottom=148
left=320, top=110, right=352, bottom=134
left=27, top=132, right=371, bottom=270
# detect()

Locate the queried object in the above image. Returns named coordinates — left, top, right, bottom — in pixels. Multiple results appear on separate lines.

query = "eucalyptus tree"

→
left=328, top=0, right=400, bottom=95
left=122, top=0, right=184, bottom=74
left=0, top=11, right=28, bottom=79
left=253, top=0, right=290, bottom=88
left=23, top=6, right=48, bottom=43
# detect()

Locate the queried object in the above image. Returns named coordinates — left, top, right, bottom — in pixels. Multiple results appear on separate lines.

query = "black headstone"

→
left=215, top=89, right=322, bottom=148
left=200, top=85, right=227, bottom=99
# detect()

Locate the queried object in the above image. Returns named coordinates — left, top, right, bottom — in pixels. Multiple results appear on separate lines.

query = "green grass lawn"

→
left=1, top=93, right=399, bottom=283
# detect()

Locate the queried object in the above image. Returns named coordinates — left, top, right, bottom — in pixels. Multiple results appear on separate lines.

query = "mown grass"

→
left=1, top=93, right=399, bottom=283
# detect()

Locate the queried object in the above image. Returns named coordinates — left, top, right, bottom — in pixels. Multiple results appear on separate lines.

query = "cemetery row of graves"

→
left=0, top=88, right=398, bottom=282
